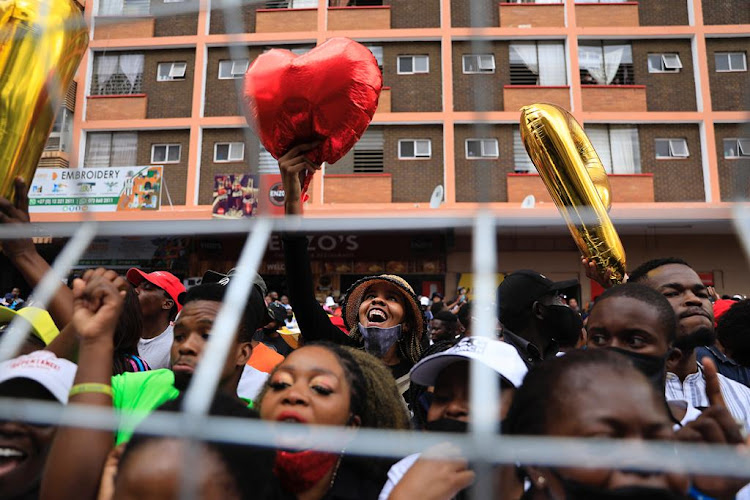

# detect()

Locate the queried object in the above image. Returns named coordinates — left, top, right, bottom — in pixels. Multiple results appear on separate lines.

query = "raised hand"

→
left=0, top=176, right=35, bottom=258
left=388, top=444, right=475, bottom=500
left=277, top=142, right=321, bottom=214
left=71, top=268, right=128, bottom=343
left=675, top=358, right=749, bottom=498
left=581, top=256, right=622, bottom=289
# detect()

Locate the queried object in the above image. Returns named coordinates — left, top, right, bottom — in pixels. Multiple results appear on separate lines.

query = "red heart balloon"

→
left=242, top=37, right=383, bottom=166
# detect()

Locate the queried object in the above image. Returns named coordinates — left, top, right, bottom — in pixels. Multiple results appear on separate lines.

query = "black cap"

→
left=497, top=270, right=578, bottom=321
left=267, top=302, right=287, bottom=324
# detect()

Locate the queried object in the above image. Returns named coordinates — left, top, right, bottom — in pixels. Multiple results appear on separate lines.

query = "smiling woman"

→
left=257, top=343, right=410, bottom=500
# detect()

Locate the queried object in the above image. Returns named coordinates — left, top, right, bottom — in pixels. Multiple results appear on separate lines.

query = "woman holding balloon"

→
left=277, top=144, right=427, bottom=391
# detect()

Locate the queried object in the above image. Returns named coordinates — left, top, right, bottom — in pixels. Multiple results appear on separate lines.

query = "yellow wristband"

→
left=69, top=383, right=113, bottom=398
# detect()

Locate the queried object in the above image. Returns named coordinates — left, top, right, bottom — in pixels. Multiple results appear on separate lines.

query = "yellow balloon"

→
left=0, top=0, right=89, bottom=201
left=519, top=103, right=626, bottom=285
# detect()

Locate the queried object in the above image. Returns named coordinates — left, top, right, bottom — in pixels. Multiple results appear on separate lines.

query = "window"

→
left=157, top=62, right=187, bottom=81
left=258, top=144, right=278, bottom=173
left=265, top=0, right=317, bottom=8
left=397, top=55, right=429, bottom=75
left=151, top=144, right=182, bottom=164
left=84, top=132, right=137, bottom=168
left=214, top=142, right=245, bottom=162
left=715, top=52, right=747, bottom=72
left=398, top=139, right=431, bottom=159
left=509, top=42, right=567, bottom=85
left=576, top=0, right=628, bottom=3
left=647, top=53, right=682, bottom=73
left=365, top=45, right=384, bottom=72
left=583, top=125, right=641, bottom=174
left=462, top=55, right=495, bottom=74
left=655, top=138, right=689, bottom=159
left=46, top=108, right=73, bottom=152
left=354, top=130, right=384, bottom=172
left=512, top=128, right=534, bottom=173
left=466, top=139, right=499, bottom=159
left=99, top=0, right=149, bottom=16
left=506, top=0, right=563, bottom=3
left=91, top=53, right=144, bottom=95
left=579, top=41, right=633, bottom=85
left=218, top=59, right=249, bottom=79
left=724, top=138, right=750, bottom=159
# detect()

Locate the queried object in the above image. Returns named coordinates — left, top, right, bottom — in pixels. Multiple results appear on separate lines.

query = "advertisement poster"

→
left=212, top=174, right=259, bottom=218
left=28, top=166, right=163, bottom=213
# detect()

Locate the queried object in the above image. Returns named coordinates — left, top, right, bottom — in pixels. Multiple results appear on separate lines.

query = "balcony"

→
left=94, top=16, right=155, bottom=39
left=499, top=2, right=565, bottom=28
left=87, top=95, right=148, bottom=121
left=581, top=85, right=647, bottom=112
left=324, top=174, right=392, bottom=203
left=375, top=87, right=391, bottom=114
left=328, top=6, right=390, bottom=30
left=255, top=8, right=317, bottom=33
left=507, top=173, right=654, bottom=204
left=575, top=2, right=639, bottom=27
left=503, top=86, right=570, bottom=112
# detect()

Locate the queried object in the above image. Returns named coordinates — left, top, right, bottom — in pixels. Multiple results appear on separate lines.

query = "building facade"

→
left=31, top=0, right=750, bottom=302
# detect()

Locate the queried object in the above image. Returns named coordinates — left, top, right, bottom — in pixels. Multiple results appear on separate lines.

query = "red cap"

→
left=712, top=299, right=735, bottom=325
left=126, top=268, right=186, bottom=312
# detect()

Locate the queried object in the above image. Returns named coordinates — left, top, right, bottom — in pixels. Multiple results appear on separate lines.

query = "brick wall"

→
left=136, top=130, right=190, bottom=205
left=638, top=0, right=688, bottom=26
left=204, top=47, right=258, bottom=117
left=638, top=124, right=705, bottom=202
left=706, top=38, right=750, bottom=111
left=153, top=0, right=199, bottom=36
left=199, top=129, right=262, bottom=204
left=388, top=0, right=440, bottom=28
left=383, top=42, right=442, bottom=112
left=632, top=39, right=696, bottom=111
left=702, top=0, right=750, bottom=25
left=452, top=41, right=507, bottom=112
left=142, top=49, right=195, bottom=118
left=454, top=124, right=514, bottom=202
left=450, top=0, right=497, bottom=28
left=383, top=125, right=443, bottom=202
left=715, top=123, right=750, bottom=201
left=210, top=1, right=257, bottom=34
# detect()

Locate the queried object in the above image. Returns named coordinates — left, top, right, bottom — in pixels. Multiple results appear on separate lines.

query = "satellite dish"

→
left=521, top=195, right=536, bottom=209
left=429, top=185, right=444, bottom=209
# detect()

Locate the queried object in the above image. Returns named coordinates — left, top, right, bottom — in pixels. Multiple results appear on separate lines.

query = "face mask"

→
left=608, top=347, right=668, bottom=393
left=273, top=450, right=339, bottom=494
left=424, top=418, right=468, bottom=433
left=539, top=304, right=583, bottom=347
left=554, top=473, right=690, bottom=500
left=358, top=323, right=403, bottom=358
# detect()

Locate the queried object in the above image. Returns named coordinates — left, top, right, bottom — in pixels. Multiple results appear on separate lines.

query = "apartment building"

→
left=31, top=0, right=750, bottom=300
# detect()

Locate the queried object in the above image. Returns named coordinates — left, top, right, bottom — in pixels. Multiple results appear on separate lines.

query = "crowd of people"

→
left=1, top=153, right=750, bottom=500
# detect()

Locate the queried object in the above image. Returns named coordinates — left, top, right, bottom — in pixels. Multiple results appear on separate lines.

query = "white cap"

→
left=324, top=296, right=336, bottom=307
left=0, top=351, right=77, bottom=403
left=420, top=296, right=430, bottom=306
left=410, top=336, right=528, bottom=389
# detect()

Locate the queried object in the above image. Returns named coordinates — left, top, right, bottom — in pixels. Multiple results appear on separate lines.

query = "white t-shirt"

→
left=137, top=324, right=174, bottom=370
left=237, top=365, right=269, bottom=402
left=379, top=453, right=420, bottom=500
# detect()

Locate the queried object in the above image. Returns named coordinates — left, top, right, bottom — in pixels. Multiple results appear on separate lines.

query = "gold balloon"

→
left=0, top=0, right=89, bottom=201
left=519, top=103, right=626, bottom=285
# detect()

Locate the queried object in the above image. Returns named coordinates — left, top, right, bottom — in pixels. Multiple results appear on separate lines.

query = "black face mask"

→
left=554, top=474, right=690, bottom=500
left=538, top=304, right=583, bottom=347
left=424, top=418, right=469, bottom=434
left=608, top=347, right=668, bottom=393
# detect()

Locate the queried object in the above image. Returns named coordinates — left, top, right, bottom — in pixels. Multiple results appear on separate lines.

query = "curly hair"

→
left=257, top=342, right=411, bottom=431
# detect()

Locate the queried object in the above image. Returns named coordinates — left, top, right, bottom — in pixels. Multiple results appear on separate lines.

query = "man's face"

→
left=568, top=298, right=579, bottom=310
left=133, top=280, right=169, bottom=318
left=170, top=300, right=250, bottom=391
left=429, top=319, right=453, bottom=343
left=642, top=264, right=713, bottom=338
left=427, top=361, right=513, bottom=424
left=586, top=296, right=671, bottom=357
left=269, top=292, right=279, bottom=302
left=10, top=289, right=19, bottom=298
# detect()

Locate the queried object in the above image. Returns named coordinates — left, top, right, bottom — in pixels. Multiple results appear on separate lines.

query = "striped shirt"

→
left=665, top=365, right=750, bottom=432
